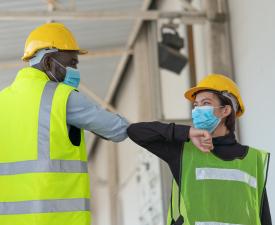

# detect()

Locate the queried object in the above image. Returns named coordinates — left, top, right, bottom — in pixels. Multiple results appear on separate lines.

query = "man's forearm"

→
left=67, top=91, right=129, bottom=142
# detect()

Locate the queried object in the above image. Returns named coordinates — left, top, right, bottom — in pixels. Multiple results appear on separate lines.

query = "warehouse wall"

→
left=92, top=54, right=165, bottom=225
left=90, top=61, right=142, bottom=225
left=112, top=22, right=166, bottom=224
left=89, top=140, right=113, bottom=225
left=112, top=60, right=144, bottom=225
left=157, top=0, right=192, bottom=121
left=92, top=0, right=275, bottom=224
left=228, top=0, right=275, bottom=216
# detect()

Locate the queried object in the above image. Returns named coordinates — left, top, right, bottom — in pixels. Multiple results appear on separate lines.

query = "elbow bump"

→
left=126, top=125, right=133, bottom=136
left=113, top=134, right=128, bottom=142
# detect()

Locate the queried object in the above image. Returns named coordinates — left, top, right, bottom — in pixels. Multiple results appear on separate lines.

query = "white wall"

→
left=114, top=61, right=142, bottom=225
left=158, top=0, right=192, bottom=120
left=90, top=61, right=142, bottom=225
left=89, top=140, right=112, bottom=225
left=229, top=0, right=275, bottom=216
left=114, top=57, right=165, bottom=225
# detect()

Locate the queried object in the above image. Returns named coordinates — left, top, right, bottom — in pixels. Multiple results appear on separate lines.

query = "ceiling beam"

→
left=0, top=48, right=133, bottom=69
left=90, top=0, right=154, bottom=152
left=81, top=48, right=133, bottom=60
left=104, top=0, right=153, bottom=103
left=0, top=10, right=207, bottom=23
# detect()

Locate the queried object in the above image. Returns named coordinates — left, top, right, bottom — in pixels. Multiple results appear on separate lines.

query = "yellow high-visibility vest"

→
left=167, top=141, right=269, bottom=225
left=0, top=67, right=91, bottom=225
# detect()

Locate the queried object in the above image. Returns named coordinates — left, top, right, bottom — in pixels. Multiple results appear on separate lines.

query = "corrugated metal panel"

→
left=0, top=0, right=143, bottom=11
left=74, top=0, right=143, bottom=11
left=0, top=20, right=134, bottom=60
left=0, top=21, right=43, bottom=60
left=0, top=0, right=145, bottom=98
left=61, top=20, right=135, bottom=50
left=0, top=0, right=47, bottom=11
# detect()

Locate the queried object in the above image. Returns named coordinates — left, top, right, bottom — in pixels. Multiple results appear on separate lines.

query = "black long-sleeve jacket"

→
left=127, top=122, right=272, bottom=225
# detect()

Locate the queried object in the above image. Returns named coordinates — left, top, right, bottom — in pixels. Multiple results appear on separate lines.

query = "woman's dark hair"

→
left=216, top=93, right=236, bottom=133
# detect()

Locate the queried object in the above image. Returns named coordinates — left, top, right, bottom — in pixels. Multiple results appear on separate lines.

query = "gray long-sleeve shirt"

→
left=66, top=90, right=129, bottom=142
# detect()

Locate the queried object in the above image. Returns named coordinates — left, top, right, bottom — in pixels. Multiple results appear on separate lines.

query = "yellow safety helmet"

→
left=184, top=74, right=245, bottom=117
left=22, top=22, right=87, bottom=61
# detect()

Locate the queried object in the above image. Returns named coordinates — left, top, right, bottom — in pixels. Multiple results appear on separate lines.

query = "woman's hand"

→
left=189, top=127, right=214, bottom=153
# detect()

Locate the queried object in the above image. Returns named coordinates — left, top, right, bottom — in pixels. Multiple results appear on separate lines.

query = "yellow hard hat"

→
left=22, top=22, right=87, bottom=61
left=184, top=74, right=245, bottom=117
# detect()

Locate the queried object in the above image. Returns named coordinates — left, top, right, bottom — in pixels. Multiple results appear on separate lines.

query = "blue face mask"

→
left=192, top=106, right=222, bottom=133
left=51, top=58, right=81, bottom=88
left=63, top=67, right=81, bottom=88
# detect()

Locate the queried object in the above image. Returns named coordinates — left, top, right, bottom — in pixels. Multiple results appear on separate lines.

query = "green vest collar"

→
left=15, top=67, right=50, bottom=82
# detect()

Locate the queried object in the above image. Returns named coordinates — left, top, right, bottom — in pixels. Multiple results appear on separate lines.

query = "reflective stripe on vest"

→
left=195, top=222, right=243, bottom=225
left=0, top=198, right=90, bottom=215
left=196, top=168, right=257, bottom=189
left=0, top=81, right=89, bottom=215
left=0, top=160, right=87, bottom=175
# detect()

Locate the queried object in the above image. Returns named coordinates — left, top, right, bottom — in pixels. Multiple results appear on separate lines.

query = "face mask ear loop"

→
left=51, top=57, right=65, bottom=69
left=49, top=57, right=66, bottom=82
left=193, top=105, right=224, bottom=110
left=211, top=106, right=223, bottom=134
left=48, top=71, right=60, bottom=82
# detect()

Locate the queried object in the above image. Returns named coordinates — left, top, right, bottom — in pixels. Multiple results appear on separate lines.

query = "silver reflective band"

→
left=0, top=160, right=87, bottom=175
left=196, top=222, right=243, bottom=225
left=0, top=198, right=90, bottom=215
left=196, top=168, right=257, bottom=188
left=38, top=81, right=58, bottom=160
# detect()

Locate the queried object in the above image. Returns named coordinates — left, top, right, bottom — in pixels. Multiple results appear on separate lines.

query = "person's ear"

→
left=221, top=105, right=232, bottom=118
left=41, top=55, right=51, bottom=72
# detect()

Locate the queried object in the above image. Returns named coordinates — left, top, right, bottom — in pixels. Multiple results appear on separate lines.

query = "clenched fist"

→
left=189, top=127, right=214, bottom=153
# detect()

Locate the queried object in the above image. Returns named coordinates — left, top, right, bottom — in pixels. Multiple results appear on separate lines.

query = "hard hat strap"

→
left=193, top=89, right=239, bottom=113
left=29, top=48, right=58, bottom=66
left=220, top=91, right=239, bottom=113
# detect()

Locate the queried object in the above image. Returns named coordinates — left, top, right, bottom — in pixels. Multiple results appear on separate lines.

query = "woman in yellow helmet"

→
left=127, top=74, right=271, bottom=225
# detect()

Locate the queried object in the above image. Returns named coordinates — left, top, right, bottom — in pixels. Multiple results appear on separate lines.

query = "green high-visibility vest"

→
left=167, top=141, right=270, bottom=225
left=0, top=67, right=91, bottom=225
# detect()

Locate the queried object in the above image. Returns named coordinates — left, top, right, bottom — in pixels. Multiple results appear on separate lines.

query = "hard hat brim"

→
left=184, top=86, right=218, bottom=101
left=22, top=48, right=88, bottom=61
left=78, top=49, right=88, bottom=55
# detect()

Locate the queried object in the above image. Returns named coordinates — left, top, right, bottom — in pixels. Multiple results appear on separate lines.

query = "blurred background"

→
left=0, top=0, right=274, bottom=224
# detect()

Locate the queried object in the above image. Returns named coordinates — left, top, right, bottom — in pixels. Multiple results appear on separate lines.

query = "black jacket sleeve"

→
left=127, top=121, right=190, bottom=180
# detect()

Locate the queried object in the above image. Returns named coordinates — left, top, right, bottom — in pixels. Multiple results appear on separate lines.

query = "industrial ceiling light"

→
left=158, top=22, right=188, bottom=74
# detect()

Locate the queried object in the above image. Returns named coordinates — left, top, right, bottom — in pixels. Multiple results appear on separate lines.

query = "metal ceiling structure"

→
left=0, top=0, right=208, bottom=110
left=0, top=0, right=151, bottom=103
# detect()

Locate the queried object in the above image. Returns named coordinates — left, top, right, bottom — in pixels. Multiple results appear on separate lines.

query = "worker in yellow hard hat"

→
left=0, top=22, right=129, bottom=225
left=127, top=74, right=271, bottom=225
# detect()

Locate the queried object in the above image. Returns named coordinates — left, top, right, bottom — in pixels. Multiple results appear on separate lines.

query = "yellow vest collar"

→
left=16, top=67, right=50, bottom=82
